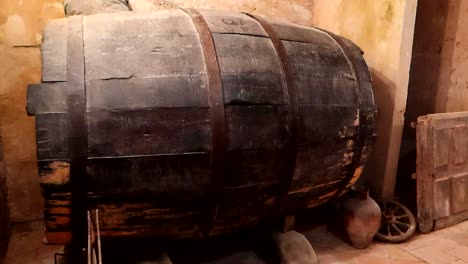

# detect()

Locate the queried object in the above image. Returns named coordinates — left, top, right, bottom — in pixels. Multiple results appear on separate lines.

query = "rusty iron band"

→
left=67, top=16, right=89, bottom=257
left=246, top=14, right=299, bottom=214
left=316, top=28, right=367, bottom=200
left=182, top=8, right=227, bottom=235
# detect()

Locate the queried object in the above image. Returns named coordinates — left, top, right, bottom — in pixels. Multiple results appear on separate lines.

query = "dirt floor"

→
left=5, top=218, right=468, bottom=264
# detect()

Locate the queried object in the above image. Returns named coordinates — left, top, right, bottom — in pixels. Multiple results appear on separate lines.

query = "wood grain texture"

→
left=86, top=154, right=211, bottom=194
left=35, top=113, right=68, bottom=160
left=87, top=108, right=211, bottom=157
left=416, top=116, right=434, bottom=233
left=86, top=76, right=209, bottom=111
left=214, top=34, right=285, bottom=105
left=29, top=9, right=376, bottom=241
left=83, top=11, right=205, bottom=81
left=41, top=18, right=68, bottom=82
left=417, top=112, right=468, bottom=233
left=199, top=9, right=267, bottom=36
left=27, top=83, right=67, bottom=115
left=66, top=15, right=88, bottom=252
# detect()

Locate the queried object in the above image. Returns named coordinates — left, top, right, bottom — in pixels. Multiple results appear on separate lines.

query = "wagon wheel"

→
left=375, top=200, right=416, bottom=243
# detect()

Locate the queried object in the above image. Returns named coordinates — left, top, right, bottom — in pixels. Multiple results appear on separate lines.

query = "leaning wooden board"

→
left=417, top=112, right=468, bottom=233
left=27, top=9, right=376, bottom=244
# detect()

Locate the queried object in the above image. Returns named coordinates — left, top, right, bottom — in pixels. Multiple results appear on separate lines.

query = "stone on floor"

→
left=273, top=230, right=317, bottom=264
left=305, top=222, right=468, bottom=264
left=6, top=219, right=468, bottom=263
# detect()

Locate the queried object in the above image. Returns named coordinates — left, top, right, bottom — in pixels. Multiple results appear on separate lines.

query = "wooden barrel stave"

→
left=28, top=9, right=376, bottom=243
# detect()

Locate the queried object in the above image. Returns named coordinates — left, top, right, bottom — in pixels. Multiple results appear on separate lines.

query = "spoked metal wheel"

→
left=375, top=200, right=416, bottom=243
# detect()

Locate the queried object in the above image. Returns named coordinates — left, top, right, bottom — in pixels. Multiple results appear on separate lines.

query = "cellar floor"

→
left=4, top=218, right=468, bottom=263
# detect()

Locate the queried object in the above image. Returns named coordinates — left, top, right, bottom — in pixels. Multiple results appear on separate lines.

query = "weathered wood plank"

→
left=45, top=215, right=70, bottom=230
left=291, top=144, right=351, bottom=191
left=416, top=116, right=435, bottom=233
left=339, top=37, right=373, bottom=83
left=295, top=76, right=356, bottom=106
left=39, top=160, right=70, bottom=187
left=271, top=21, right=334, bottom=44
left=451, top=173, right=468, bottom=214
left=284, top=180, right=345, bottom=213
left=84, top=34, right=205, bottom=80
left=40, top=180, right=350, bottom=239
left=84, top=10, right=196, bottom=36
left=87, top=109, right=211, bottom=157
left=41, top=18, right=68, bottom=82
left=199, top=9, right=267, bottom=36
left=226, top=105, right=288, bottom=151
left=86, top=154, right=211, bottom=194
left=298, top=105, right=358, bottom=145
left=45, top=231, right=71, bottom=245
left=35, top=114, right=69, bottom=160
left=433, top=128, right=451, bottom=169
left=214, top=34, right=281, bottom=75
left=451, top=126, right=468, bottom=165
left=433, top=177, right=451, bottom=219
left=33, top=10, right=378, bottom=240
left=221, top=73, right=286, bottom=105
left=224, top=150, right=286, bottom=187
left=284, top=41, right=354, bottom=79
left=86, top=75, right=209, bottom=111
left=213, top=34, right=285, bottom=104
left=435, top=210, right=468, bottom=231
left=27, top=83, right=67, bottom=115
left=217, top=183, right=279, bottom=219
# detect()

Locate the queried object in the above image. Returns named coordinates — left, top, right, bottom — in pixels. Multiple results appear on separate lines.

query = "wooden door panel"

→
left=433, top=128, right=450, bottom=169
left=417, top=112, right=468, bottom=233
left=433, top=177, right=451, bottom=219
left=452, top=173, right=468, bottom=214
left=452, top=126, right=468, bottom=165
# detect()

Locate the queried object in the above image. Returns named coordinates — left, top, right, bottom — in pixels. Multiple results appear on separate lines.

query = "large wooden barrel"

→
left=27, top=9, right=376, bottom=244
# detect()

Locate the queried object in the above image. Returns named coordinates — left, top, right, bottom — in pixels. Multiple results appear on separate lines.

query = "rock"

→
left=132, top=252, right=172, bottom=264
left=273, top=231, right=317, bottom=264
left=205, top=251, right=266, bottom=264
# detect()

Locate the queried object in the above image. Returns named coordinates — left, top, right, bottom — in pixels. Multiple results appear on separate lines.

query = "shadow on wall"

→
left=0, top=142, right=10, bottom=260
left=396, top=0, right=461, bottom=206
left=361, top=68, right=396, bottom=199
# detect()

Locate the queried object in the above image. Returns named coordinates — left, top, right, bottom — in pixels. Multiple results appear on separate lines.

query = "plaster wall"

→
left=0, top=0, right=64, bottom=222
left=313, top=0, right=417, bottom=199
left=434, top=0, right=468, bottom=113
left=129, top=0, right=315, bottom=26
left=0, top=136, right=10, bottom=259
left=397, top=0, right=455, bottom=190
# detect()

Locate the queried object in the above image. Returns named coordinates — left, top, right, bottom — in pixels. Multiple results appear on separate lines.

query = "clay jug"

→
left=341, top=185, right=381, bottom=249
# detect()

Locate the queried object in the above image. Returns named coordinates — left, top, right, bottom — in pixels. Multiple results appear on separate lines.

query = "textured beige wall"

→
left=130, top=0, right=315, bottom=26
left=313, top=0, right=418, bottom=199
left=435, top=0, right=468, bottom=113
left=0, top=0, right=64, bottom=222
